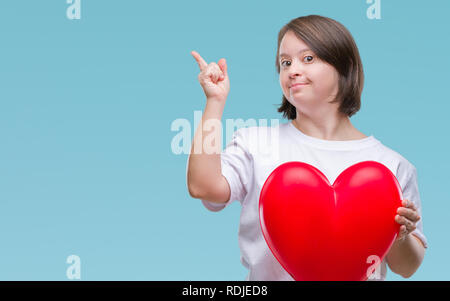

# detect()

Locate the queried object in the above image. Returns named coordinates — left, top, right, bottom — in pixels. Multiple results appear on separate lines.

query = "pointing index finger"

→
left=191, top=50, right=208, bottom=71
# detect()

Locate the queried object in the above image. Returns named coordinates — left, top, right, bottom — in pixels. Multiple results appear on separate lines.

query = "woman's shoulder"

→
left=231, top=123, right=284, bottom=141
left=374, top=141, right=417, bottom=179
left=228, top=124, right=284, bottom=157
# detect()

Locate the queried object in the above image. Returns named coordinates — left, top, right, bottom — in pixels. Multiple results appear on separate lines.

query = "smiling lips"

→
left=290, top=82, right=309, bottom=89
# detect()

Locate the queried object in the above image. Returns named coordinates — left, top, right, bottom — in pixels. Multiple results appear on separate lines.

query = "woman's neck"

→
left=292, top=110, right=368, bottom=141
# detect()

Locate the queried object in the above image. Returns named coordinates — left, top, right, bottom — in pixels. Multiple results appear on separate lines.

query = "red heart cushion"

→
left=259, top=161, right=402, bottom=281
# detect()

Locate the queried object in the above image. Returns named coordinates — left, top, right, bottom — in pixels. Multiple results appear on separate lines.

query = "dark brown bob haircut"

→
left=276, top=15, right=364, bottom=120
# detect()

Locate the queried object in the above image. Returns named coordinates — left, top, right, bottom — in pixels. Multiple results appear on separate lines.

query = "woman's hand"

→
left=191, top=50, right=229, bottom=103
left=395, top=199, right=421, bottom=242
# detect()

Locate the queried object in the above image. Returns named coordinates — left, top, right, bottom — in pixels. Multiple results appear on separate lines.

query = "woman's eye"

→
left=281, top=56, right=314, bottom=68
left=281, top=60, right=290, bottom=67
left=303, top=55, right=314, bottom=63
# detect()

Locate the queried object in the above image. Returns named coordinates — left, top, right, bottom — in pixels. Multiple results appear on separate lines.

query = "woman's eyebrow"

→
left=279, top=48, right=311, bottom=58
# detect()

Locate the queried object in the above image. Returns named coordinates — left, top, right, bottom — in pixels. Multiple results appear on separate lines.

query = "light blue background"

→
left=0, top=0, right=448, bottom=280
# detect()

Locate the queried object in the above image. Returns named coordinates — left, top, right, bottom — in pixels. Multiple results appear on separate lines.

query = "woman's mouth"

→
left=290, top=83, right=308, bottom=90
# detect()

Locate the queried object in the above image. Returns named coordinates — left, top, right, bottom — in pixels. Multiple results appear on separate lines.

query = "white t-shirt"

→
left=198, top=121, right=428, bottom=281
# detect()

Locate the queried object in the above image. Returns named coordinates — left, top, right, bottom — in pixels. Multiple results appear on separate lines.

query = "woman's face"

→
left=278, top=30, right=340, bottom=116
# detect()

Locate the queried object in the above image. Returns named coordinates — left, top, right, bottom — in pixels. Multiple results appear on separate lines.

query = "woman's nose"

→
left=288, top=60, right=304, bottom=78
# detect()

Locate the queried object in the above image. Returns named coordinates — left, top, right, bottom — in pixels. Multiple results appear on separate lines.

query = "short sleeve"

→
left=201, top=127, right=253, bottom=212
left=400, top=165, right=428, bottom=248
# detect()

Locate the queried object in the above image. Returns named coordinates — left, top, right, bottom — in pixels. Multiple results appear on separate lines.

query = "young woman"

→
left=187, top=15, right=427, bottom=281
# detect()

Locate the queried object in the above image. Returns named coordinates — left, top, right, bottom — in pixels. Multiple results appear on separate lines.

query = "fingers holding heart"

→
left=397, top=207, right=420, bottom=223
left=402, top=199, right=418, bottom=212
left=397, top=225, right=408, bottom=240
left=395, top=214, right=416, bottom=233
left=395, top=199, right=420, bottom=237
